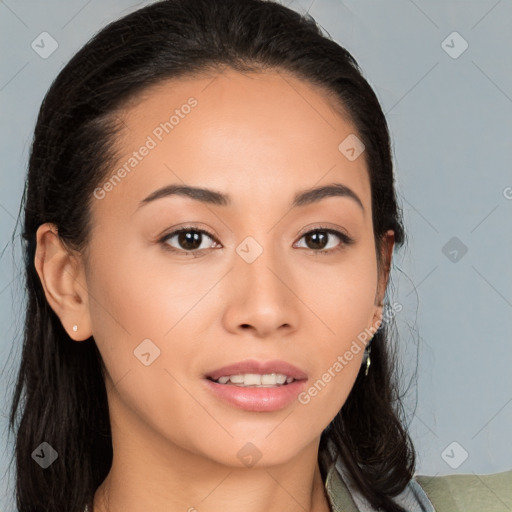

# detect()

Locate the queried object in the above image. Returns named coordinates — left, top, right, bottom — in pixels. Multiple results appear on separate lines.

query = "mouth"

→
left=204, top=359, right=308, bottom=384
left=203, top=360, right=308, bottom=412
left=206, top=372, right=300, bottom=387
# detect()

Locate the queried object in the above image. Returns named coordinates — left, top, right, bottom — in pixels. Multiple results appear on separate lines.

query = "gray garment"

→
left=333, top=454, right=436, bottom=512
left=327, top=441, right=436, bottom=512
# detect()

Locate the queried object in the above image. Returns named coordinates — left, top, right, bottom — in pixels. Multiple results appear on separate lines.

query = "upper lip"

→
left=205, top=359, right=308, bottom=381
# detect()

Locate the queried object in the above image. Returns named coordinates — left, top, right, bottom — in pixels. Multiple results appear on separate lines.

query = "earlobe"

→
left=34, top=223, right=92, bottom=341
left=371, top=302, right=384, bottom=334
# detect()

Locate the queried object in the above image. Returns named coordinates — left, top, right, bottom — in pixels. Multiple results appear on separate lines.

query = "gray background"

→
left=1, top=0, right=511, bottom=510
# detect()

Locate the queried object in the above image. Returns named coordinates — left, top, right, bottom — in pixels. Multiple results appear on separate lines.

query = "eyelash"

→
left=158, top=224, right=355, bottom=258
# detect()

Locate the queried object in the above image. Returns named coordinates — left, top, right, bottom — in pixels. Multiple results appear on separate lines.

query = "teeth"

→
left=262, top=373, right=285, bottom=385
left=214, top=373, right=295, bottom=387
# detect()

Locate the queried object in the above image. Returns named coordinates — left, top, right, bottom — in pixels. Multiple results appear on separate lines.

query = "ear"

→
left=34, top=223, right=92, bottom=341
left=371, top=229, right=395, bottom=332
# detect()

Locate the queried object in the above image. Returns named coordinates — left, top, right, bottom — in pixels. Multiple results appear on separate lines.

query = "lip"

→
left=203, top=378, right=307, bottom=412
left=205, top=359, right=308, bottom=381
left=203, top=359, right=308, bottom=413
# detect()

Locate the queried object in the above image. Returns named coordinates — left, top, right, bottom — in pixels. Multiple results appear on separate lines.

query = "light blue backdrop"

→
left=1, top=1, right=511, bottom=510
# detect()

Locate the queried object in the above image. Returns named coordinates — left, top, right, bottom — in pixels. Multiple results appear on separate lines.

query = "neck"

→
left=92, top=388, right=332, bottom=512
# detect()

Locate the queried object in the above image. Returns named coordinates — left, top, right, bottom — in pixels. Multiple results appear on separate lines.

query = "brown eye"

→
left=303, top=231, right=330, bottom=250
left=295, top=228, right=354, bottom=255
left=159, top=227, right=219, bottom=255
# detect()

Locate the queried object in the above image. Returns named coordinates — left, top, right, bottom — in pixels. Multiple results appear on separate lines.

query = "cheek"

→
left=87, top=236, right=198, bottom=335
left=85, top=241, right=168, bottom=379
left=85, top=244, right=211, bottom=442
left=85, top=238, right=217, bottom=386
left=301, top=242, right=378, bottom=341
left=294, top=247, right=378, bottom=417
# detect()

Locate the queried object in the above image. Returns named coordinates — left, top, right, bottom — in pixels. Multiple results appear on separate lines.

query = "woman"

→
left=8, top=0, right=511, bottom=511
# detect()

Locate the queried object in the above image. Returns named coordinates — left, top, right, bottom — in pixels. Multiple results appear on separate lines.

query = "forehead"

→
left=92, top=68, right=371, bottom=220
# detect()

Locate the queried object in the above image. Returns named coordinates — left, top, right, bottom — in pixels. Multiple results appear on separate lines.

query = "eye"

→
left=159, top=226, right=220, bottom=257
left=158, top=224, right=355, bottom=257
left=294, top=226, right=355, bottom=255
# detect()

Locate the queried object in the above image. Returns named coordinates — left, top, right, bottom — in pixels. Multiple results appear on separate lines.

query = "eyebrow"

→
left=137, top=182, right=365, bottom=213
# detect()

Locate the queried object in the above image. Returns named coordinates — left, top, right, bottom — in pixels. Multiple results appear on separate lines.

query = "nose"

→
left=221, top=243, right=300, bottom=338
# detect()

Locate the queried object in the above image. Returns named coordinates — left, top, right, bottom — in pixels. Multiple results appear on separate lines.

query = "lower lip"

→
left=203, top=378, right=307, bottom=412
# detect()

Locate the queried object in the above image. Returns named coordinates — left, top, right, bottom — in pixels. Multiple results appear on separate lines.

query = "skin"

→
left=35, top=68, right=394, bottom=512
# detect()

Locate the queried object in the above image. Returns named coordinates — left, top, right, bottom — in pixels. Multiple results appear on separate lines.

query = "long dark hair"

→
left=8, top=0, right=415, bottom=510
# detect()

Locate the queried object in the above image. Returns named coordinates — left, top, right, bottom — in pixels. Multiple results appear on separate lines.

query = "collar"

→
left=324, top=442, right=436, bottom=512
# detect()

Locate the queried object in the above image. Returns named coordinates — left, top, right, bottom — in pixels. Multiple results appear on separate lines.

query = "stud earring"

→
left=72, top=325, right=78, bottom=332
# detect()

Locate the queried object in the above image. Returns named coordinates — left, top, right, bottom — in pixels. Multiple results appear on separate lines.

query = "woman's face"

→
left=80, top=69, right=393, bottom=467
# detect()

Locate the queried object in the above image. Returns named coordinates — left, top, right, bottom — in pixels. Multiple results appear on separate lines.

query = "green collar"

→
left=324, top=458, right=361, bottom=512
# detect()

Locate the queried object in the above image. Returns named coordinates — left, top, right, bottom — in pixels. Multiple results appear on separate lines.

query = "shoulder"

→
left=415, top=470, right=512, bottom=512
left=326, top=447, right=512, bottom=512
left=324, top=439, right=512, bottom=512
